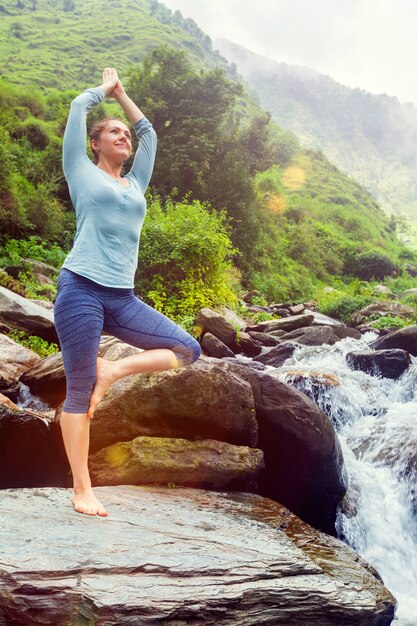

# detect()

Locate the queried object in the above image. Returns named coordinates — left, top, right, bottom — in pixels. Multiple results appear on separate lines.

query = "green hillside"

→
left=0, top=0, right=416, bottom=322
left=216, top=39, right=417, bottom=245
left=0, top=0, right=233, bottom=90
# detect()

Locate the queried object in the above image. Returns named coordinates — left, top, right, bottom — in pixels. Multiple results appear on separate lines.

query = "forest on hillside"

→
left=1, top=0, right=417, bottom=345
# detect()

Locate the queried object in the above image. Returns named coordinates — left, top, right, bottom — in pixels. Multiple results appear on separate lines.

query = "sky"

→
left=161, top=0, right=417, bottom=105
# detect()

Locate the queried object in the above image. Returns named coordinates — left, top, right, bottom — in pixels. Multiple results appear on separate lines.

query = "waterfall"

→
left=271, top=335, right=417, bottom=626
left=15, top=382, right=51, bottom=412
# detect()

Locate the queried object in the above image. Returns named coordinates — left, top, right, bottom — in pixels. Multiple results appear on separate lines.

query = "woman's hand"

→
left=100, top=67, right=123, bottom=98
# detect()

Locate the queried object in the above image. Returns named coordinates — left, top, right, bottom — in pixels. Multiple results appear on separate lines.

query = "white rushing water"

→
left=270, top=335, right=417, bottom=626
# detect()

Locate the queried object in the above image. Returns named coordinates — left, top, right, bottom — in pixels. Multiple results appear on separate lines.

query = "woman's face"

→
left=92, top=120, right=132, bottom=164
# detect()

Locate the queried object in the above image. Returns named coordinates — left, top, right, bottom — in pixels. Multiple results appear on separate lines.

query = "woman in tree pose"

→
left=54, top=67, right=201, bottom=517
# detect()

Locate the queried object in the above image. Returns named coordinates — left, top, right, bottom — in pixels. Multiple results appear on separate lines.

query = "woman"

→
left=54, top=67, right=201, bottom=517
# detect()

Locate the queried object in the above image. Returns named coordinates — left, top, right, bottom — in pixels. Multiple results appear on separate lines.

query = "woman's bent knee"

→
left=174, top=336, right=201, bottom=367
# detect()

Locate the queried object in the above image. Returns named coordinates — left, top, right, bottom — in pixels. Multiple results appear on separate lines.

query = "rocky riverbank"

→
left=2, top=277, right=415, bottom=624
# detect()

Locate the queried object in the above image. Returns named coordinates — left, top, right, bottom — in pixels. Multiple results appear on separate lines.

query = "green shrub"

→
left=346, top=251, right=398, bottom=281
left=319, top=294, right=374, bottom=321
left=136, top=196, right=239, bottom=320
left=6, top=330, right=59, bottom=357
left=250, top=311, right=278, bottom=324
left=366, top=316, right=411, bottom=330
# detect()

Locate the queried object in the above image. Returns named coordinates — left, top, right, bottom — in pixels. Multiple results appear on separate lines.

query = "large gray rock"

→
left=19, top=335, right=123, bottom=405
left=89, top=436, right=264, bottom=490
left=369, top=325, right=417, bottom=356
left=0, top=334, right=40, bottom=388
left=0, top=285, right=57, bottom=341
left=0, top=487, right=396, bottom=625
left=89, top=357, right=258, bottom=453
left=201, top=332, right=235, bottom=358
left=195, top=307, right=239, bottom=352
left=349, top=301, right=415, bottom=326
left=247, top=330, right=282, bottom=346
left=221, top=361, right=347, bottom=535
left=237, top=331, right=262, bottom=357
left=282, top=325, right=361, bottom=346
left=253, top=341, right=297, bottom=367
left=246, top=313, right=314, bottom=333
left=346, top=349, right=411, bottom=379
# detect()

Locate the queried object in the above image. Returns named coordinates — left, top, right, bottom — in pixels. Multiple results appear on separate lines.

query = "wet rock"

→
left=369, top=325, right=417, bottom=356
left=304, top=309, right=344, bottom=327
left=282, top=370, right=340, bottom=388
left=253, top=341, right=296, bottom=367
left=288, top=303, right=305, bottom=315
left=0, top=285, right=57, bottom=342
left=220, top=361, right=347, bottom=535
left=349, top=300, right=415, bottom=326
left=0, top=392, right=20, bottom=411
left=247, top=330, right=282, bottom=346
left=283, top=325, right=361, bottom=346
left=0, top=487, right=395, bottom=625
left=237, top=331, right=262, bottom=357
left=195, top=307, right=239, bottom=352
left=202, top=332, right=235, bottom=358
left=346, top=349, right=411, bottom=379
left=0, top=334, right=40, bottom=389
left=0, top=404, right=69, bottom=488
left=90, top=436, right=264, bottom=490
left=246, top=313, right=315, bottom=333
left=19, top=335, right=123, bottom=405
left=89, top=357, right=257, bottom=453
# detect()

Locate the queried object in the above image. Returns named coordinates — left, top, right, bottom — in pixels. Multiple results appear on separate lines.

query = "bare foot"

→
left=72, top=488, right=109, bottom=516
left=88, top=357, right=118, bottom=419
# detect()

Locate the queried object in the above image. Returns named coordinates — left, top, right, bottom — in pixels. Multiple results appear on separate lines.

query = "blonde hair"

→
left=89, top=117, right=126, bottom=164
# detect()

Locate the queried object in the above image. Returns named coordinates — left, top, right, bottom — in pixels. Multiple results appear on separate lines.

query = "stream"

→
left=272, top=334, right=417, bottom=625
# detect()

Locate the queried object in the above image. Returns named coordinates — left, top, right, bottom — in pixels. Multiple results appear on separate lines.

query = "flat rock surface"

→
left=0, top=486, right=395, bottom=625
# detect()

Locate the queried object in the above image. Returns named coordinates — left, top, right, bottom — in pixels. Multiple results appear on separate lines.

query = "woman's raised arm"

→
left=62, top=70, right=118, bottom=180
left=106, top=68, right=157, bottom=193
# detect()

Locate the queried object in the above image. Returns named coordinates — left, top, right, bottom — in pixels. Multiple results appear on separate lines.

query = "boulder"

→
left=246, top=313, right=315, bottom=333
left=201, top=332, right=235, bottom=358
left=304, top=309, right=351, bottom=328
left=195, top=307, right=239, bottom=352
left=220, top=361, right=347, bottom=534
left=22, top=257, right=58, bottom=278
left=0, top=487, right=396, bottom=625
left=33, top=272, right=55, bottom=286
left=369, top=325, right=417, bottom=356
left=349, top=300, right=415, bottom=326
left=247, top=330, right=282, bottom=346
left=19, top=335, right=123, bottom=405
left=0, top=334, right=40, bottom=389
left=241, top=289, right=261, bottom=303
left=89, top=436, right=264, bottom=490
left=373, top=284, right=395, bottom=298
left=0, top=285, right=57, bottom=341
left=0, top=403, right=69, bottom=488
left=27, top=298, right=54, bottom=310
left=282, top=325, right=361, bottom=346
left=402, top=288, right=417, bottom=300
left=288, top=303, right=305, bottom=315
left=237, top=331, right=262, bottom=357
left=89, top=358, right=258, bottom=453
left=253, top=341, right=297, bottom=367
left=346, top=349, right=411, bottom=379
left=405, top=263, right=417, bottom=277
left=219, top=306, right=247, bottom=330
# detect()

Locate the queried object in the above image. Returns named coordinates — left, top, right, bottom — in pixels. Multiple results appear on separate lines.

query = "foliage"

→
left=345, top=251, right=399, bottom=281
left=136, top=196, right=238, bottom=319
left=0, top=236, right=66, bottom=269
left=250, top=311, right=278, bottom=324
left=6, top=329, right=59, bottom=357
left=365, top=315, right=411, bottom=330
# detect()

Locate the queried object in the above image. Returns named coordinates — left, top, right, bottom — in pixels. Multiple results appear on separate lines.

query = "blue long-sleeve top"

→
left=61, top=87, right=157, bottom=287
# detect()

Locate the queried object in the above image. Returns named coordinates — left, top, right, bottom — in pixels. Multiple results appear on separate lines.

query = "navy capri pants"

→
left=54, top=268, right=201, bottom=413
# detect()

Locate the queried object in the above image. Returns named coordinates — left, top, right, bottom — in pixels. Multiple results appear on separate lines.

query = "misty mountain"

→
left=215, top=38, right=417, bottom=234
